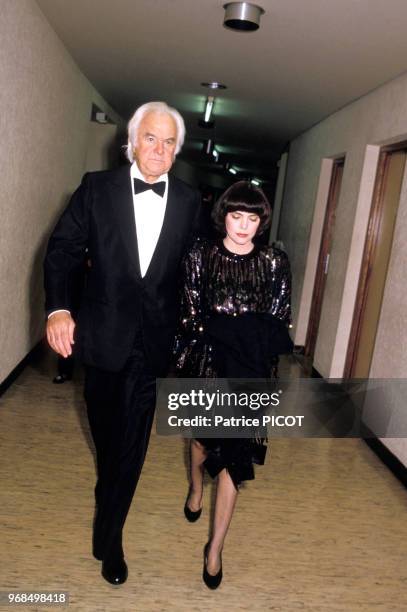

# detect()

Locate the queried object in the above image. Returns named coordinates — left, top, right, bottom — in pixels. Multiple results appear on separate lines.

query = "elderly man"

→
left=44, top=102, right=200, bottom=584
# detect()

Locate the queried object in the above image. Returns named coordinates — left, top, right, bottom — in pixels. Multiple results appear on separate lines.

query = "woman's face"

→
left=225, top=210, right=261, bottom=247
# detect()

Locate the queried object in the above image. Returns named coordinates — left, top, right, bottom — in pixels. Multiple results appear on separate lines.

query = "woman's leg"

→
left=187, top=439, right=206, bottom=511
left=206, top=468, right=238, bottom=574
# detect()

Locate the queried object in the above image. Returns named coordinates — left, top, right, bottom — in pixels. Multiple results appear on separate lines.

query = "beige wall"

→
left=84, top=123, right=119, bottom=173
left=280, top=70, right=407, bottom=464
left=0, top=0, right=123, bottom=384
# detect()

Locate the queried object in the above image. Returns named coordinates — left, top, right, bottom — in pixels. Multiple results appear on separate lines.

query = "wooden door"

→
left=345, top=149, right=406, bottom=378
left=305, top=158, right=344, bottom=358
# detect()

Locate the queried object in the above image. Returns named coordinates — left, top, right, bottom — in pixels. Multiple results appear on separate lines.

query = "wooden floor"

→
left=0, top=351, right=406, bottom=611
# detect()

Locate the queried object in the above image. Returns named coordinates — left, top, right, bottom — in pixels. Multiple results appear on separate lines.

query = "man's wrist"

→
left=47, top=309, right=71, bottom=319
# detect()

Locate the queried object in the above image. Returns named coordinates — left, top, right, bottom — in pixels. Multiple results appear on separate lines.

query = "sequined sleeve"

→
left=178, top=241, right=205, bottom=335
left=271, top=249, right=292, bottom=324
left=174, top=241, right=210, bottom=374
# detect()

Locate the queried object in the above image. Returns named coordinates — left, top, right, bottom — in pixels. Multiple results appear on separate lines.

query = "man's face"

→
left=133, top=112, right=177, bottom=182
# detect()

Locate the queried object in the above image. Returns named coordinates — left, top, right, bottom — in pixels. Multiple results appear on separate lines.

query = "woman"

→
left=175, top=181, right=292, bottom=589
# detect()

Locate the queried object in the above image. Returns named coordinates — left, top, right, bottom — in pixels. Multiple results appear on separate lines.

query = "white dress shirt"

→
left=130, top=162, right=168, bottom=277
left=49, top=163, right=168, bottom=318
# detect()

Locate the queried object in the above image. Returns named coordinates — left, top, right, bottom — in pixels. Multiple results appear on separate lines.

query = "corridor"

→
left=0, top=351, right=406, bottom=611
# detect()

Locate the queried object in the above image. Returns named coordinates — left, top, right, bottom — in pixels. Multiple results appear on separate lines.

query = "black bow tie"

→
left=133, top=178, right=166, bottom=198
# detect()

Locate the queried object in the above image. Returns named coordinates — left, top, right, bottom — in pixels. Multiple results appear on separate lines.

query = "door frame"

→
left=305, top=157, right=345, bottom=357
left=344, top=141, right=407, bottom=377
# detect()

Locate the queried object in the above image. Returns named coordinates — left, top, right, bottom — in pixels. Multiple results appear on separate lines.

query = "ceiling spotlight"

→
left=250, top=178, right=261, bottom=186
left=212, top=148, right=219, bottom=162
left=223, top=2, right=265, bottom=32
left=201, top=82, right=228, bottom=90
left=228, top=167, right=237, bottom=175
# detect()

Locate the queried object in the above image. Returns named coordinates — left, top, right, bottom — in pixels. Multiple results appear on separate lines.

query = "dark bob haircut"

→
left=211, top=180, right=271, bottom=236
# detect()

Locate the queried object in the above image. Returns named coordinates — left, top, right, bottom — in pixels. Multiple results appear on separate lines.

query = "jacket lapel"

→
left=144, top=176, right=186, bottom=281
left=108, top=166, right=142, bottom=279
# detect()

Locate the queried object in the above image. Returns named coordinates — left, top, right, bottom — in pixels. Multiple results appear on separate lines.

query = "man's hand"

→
left=46, top=312, right=76, bottom=358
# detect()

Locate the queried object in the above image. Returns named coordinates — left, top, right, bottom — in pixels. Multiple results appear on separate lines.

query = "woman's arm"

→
left=174, top=240, right=206, bottom=371
left=178, top=242, right=205, bottom=335
left=271, top=250, right=292, bottom=324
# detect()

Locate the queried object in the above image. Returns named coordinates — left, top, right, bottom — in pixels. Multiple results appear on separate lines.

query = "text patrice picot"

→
left=165, top=389, right=304, bottom=428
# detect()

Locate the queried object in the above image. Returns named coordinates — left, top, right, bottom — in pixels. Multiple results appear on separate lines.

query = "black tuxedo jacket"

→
left=44, top=165, right=201, bottom=374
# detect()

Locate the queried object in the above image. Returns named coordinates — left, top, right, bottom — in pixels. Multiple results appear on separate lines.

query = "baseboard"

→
left=363, top=433, right=407, bottom=489
left=311, top=366, right=322, bottom=378
left=0, top=340, right=45, bottom=398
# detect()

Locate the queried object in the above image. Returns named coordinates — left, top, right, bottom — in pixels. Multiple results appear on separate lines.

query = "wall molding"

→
left=363, top=431, right=407, bottom=489
left=0, top=341, right=45, bottom=398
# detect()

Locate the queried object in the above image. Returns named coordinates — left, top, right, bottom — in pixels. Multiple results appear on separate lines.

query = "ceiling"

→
left=37, top=0, right=407, bottom=182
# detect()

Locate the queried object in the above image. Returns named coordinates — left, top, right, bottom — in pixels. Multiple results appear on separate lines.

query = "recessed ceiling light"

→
left=201, top=82, right=228, bottom=90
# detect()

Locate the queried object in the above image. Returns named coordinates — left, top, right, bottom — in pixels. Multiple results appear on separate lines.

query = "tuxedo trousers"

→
left=84, top=339, right=156, bottom=559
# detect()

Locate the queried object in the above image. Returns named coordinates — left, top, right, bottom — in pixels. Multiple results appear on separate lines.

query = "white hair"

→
left=126, top=101, right=186, bottom=162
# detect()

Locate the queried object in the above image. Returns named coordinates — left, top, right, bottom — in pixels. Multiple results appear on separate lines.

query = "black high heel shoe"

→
left=184, top=488, right=202, bottom=522
left=203, top=542, right=222, bottom=589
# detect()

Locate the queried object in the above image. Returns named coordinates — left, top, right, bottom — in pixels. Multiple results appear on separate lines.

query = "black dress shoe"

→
left=184, top=503, right=202, bottom=522
left=101, top=555, right=128, bottom=585
left=184, top=488, right=202, bottom=522
left=52, top=373, right=72, bottom=384
left=203, top=543, right=222, bottom=589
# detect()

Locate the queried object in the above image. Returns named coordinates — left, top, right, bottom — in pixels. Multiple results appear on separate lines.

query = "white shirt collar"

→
left=130, top=161, right=168, bottom=186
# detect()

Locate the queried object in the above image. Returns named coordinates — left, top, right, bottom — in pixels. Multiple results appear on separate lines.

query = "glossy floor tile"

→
left=0, top=351, right=406, bottom=611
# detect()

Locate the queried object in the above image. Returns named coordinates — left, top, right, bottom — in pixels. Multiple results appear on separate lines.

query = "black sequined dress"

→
left=175, top=238, right=292, bottom=488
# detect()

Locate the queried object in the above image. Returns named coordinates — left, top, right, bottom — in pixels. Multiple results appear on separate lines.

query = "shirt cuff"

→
left=47, top=309, right=71, bottom=319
